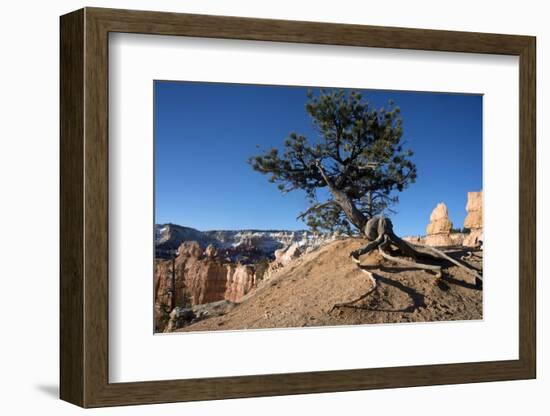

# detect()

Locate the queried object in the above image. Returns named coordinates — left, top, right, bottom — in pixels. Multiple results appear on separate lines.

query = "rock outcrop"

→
left=463, top=191, right=483, bottom=247
left=166, top=300, right=237, bottom=331
left=425, top=203, right=454, bottom=246
left=274, top=243, right=302, bottom=266
left=154, top=241, right=258, bottom=331
left=406, top=192, right=482, bottom=248
left=426, top=203, right=453, bottom=234
left=224, top=264, right=256, bottom=302
left=263, top=242, right=312, bottom=281
left=464, top=191, right=482, bottom=229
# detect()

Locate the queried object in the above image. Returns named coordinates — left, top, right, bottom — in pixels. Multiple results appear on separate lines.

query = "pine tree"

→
left=249, top=89, right=416, bottom=235
left=250, top=89, right=481, bottom=287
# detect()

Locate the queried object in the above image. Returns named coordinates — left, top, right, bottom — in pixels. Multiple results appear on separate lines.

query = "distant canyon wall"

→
left=154, top=241, right=257, bottom=330
left=155, top=242, right=257, bottom=307
left=155, top=224, right=332, bottom=261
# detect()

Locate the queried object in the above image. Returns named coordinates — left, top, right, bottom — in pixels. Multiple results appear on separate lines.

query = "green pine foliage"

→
left=249, top=89, right=417, bottom=234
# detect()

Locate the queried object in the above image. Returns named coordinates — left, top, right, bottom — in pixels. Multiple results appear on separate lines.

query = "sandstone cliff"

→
left=224, top=264, right=257, bottom=302
left=154, top=241, right=256, bottom=331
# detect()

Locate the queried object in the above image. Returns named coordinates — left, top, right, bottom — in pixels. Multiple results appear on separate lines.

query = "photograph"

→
left=153, top=81, right=484, bottom=334
left=51, top=5, right=539, bottom=410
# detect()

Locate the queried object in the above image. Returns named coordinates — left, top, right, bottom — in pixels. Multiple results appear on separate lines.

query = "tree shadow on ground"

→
left=379, top=265, right=482, bottom=291
left=440, top=273, right=482, bottom=291
left=332, top=266, right=425, bottom=313
left=366, top=273, right=426, bottom=313
left=332, top=256, right=482, bottom=315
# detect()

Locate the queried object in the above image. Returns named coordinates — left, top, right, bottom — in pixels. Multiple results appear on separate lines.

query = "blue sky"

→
left=154, top=81, right=482, bottom=236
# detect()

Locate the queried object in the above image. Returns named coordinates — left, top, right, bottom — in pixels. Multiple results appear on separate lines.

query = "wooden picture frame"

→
left=60, top=7, right=536, bottom=408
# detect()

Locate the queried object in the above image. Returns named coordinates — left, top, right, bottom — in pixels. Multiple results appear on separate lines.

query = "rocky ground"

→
left=175, top=238, right=483, bottom=332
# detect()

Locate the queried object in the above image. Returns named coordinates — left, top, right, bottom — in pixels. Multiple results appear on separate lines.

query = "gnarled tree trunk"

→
left=315, top=161, right=367, bottom=231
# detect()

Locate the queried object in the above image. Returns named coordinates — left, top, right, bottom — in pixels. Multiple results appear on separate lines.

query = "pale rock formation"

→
left=425, top=203, right=454, bottom=246
left=464, top=191, right=483, bottom=229
left=403, top=193, right=481, bottom=250
left=263, top=243, right=306, bottom=282
left=450, top=233, right=465, bottom=246
left=204, top=244, right=218, bottom=257
left=154, top=242, right=258, bottom=331
left=426, top=203, right=453, bottom=235
left=184, top=257, right=228, bottom=305
left=179, top=240, right=203, bottom=258
left=275, top=243, right=302, bottom=266
left=463, top=229, right=483, bottom=248
left=463, top=191, right=483, bottom=247
left=224, top=264, right=256, bottom=302
left=424, top=234, right=454, bottom=247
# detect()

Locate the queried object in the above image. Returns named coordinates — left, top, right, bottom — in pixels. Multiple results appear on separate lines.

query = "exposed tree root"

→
left=329, top=266, right=377, bottom=313
left=413, top=244, right=482, bottom=282
left=349, top=216, right=482, bottom=284
left=378, top=245, right=443, bottom=277
left=461, top=251, right=483, bottom=262
left=349, top=234, right=385, bottom=259
left=330, top=262, right=428, bottom=314
left=331, top=216, right=483, bottom=314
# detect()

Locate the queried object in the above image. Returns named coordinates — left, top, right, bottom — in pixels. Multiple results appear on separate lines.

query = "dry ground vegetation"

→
left=177, top=238, right=482, bottom=332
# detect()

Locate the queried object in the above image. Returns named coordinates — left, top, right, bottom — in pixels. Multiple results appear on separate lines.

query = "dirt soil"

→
left=177, top=238, right=483, bottom=332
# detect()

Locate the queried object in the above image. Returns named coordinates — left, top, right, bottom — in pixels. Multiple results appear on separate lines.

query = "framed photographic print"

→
left=60, top=7, right=536, bottom=408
